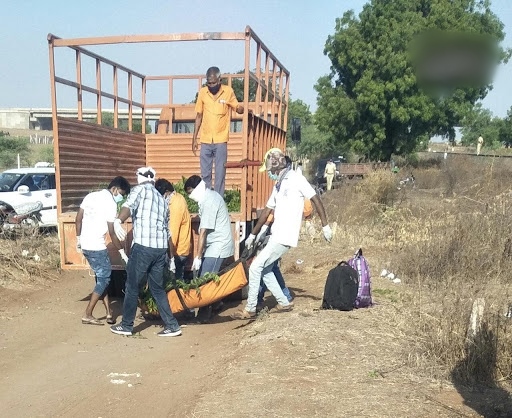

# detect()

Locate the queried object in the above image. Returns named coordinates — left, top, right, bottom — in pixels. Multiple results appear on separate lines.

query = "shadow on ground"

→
left=451, top=323, right=512, bottom=418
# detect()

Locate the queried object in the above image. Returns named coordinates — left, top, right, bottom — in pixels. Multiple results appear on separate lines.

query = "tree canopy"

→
left=316, top=0, right=508, bottom=160
left=0, top=132, right=30, bottom=170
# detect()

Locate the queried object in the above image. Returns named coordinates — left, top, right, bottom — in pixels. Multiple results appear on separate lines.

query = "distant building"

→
left=0, top=108, right=161, bottom=131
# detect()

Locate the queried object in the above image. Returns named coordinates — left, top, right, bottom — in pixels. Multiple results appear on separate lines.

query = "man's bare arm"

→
left=310, top=195, right=328, bottom=227
left=192, top=112, right=203, bottom=154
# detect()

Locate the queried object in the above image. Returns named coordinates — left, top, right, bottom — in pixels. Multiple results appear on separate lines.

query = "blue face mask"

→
left=208, top=84, right=221, bottom=95
left=268, top=171, right=279, bottom=181
left=113, top=192, right=124, bottom=203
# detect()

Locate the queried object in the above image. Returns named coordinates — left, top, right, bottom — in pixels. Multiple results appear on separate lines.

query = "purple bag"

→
left=347, top=248, right=373, bottom=308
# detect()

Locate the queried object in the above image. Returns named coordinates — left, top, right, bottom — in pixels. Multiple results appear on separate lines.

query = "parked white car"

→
left=0, top=165, right=57, bottom=227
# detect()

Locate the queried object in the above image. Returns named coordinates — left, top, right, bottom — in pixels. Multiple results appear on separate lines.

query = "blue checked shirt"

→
left=122, top=183, right=170, bottom=249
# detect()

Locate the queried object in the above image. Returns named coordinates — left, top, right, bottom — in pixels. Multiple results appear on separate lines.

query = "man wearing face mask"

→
left=154, top=178, right=191, bottom=280
left=75, top=176, right=131, bottom=326
left=110, top=167, right=182, bottom=337
left=231, top=148, right=333, bottom=320
left=192, top=66, right=244, bottom=198
left=184, top=175, right=234, bottom=320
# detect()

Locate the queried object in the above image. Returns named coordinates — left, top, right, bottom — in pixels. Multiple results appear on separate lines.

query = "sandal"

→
left=106, top=315, right=116, bottom=325
left=82, top=317, right=104, bottom=326
left=230, top=309, right=257, bottom=320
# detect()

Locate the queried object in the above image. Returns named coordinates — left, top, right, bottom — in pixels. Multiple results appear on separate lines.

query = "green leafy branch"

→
left=139, top=270, right=220, bottom=315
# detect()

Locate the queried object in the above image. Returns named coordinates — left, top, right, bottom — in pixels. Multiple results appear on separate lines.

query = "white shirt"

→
left=80, top=189, right=117, bottom=251
left=266, top=170, right=316, bottom=247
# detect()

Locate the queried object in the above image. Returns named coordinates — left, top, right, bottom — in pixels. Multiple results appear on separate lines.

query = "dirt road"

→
left=0, top=246, right=506, bottom=417
left=0, top=270, right=240, bottom=418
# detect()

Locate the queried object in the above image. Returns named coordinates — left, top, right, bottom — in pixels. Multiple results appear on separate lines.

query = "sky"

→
left=0, top=0, right=511, bottom=117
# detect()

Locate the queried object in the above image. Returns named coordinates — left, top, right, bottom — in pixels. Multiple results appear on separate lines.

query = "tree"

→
left=0, top=132, right=30, bottom=169
left=316, top=0, right=508, bottom=160
left=92, top=112, right=152, bottom=133
left=460, top=104, right=503, bottom=149
left=499, top=107, right=512, bottom=147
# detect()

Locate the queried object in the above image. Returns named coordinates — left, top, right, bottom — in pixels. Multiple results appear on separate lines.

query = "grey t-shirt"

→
left=199, top=189, right=234, bottom=258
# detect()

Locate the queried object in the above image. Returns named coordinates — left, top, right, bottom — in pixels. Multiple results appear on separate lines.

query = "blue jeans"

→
left=200, top=142, right=227, bottom=197
left=200, top=256, right=225, bottom=276
left=258, top=260, right=293, bottom=304
left=174, top=255, right=189, bottom=280
left=82, top=249, right=112, bottom=296
left=246, top=239, right=291, bottom=312
left=122, top=244, right=180, bottom=332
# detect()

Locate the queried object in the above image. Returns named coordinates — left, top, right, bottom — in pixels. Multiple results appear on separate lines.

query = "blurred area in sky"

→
left=409, top=30, right=502, bottom=97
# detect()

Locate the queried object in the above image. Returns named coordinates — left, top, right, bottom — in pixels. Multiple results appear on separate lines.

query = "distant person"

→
left=155, top=179, right=191, bottom=280
left=324, top=158, right=336, bottom=190
left=477, top=135, right=484, bottom=156
left=296, top=161, right=303, bottom=176
left=192, top=66, right=244, bottom=197
left=75, top=176, right=131, bottom=326
left=110, top=167, right=182, bottom=337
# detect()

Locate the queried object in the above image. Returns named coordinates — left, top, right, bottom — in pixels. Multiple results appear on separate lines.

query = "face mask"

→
left=113, top=192, right=124, bottom=203
left=189, top=181, right=207, bottom=203
left=208, top=84, right=221, bottom=95
left=268, top=171, right=279, bottom=181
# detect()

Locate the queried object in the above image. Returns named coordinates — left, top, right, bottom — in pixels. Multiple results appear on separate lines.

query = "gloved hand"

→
left=255, top=224, right=269, bottom=244
left=245, top=233, right=256, bottom=249
left=113, top=218, right=126, bottom=241
left=169, top=257, right=176, bottom=273
left=192, top=256, right=202, bottom=272
left=76, top=236, right=81, bottom=252
left=322, top=224, right=333, bottom=242
left=119, top=249, right=129, bottom=263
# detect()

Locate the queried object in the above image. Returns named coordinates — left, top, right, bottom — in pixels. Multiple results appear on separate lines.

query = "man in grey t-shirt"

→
left=185, top=175, right=234, bottom=320
left=185, top=175, right=234, bottom=273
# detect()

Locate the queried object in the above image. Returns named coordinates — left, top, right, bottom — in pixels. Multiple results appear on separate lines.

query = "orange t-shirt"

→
left=169, top=193, right=191, bottom=256
left=194, top=85, right=239, bottom=144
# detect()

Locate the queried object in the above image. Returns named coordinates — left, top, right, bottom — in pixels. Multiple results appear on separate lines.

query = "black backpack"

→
left=321, top=261, right=359, bottom=311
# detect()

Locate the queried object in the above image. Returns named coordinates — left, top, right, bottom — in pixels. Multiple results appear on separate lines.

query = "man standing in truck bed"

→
left=192, top=66, right=244, bottom=198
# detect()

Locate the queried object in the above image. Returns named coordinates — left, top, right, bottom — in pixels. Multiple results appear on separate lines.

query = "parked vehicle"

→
left=0, top=198, right=44, bottom=234
left=397, top=174, right=415, bottom=190
left=315, top=157, right=390, bottom=188
left=0, top=165, right=57, bottom=227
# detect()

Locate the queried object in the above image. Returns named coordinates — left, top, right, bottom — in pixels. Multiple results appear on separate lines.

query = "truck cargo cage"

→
left=48, top=26, right=290, bottom=270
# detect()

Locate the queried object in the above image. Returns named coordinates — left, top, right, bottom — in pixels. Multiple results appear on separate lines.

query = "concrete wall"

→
left=0, top=110, right=30, bottom=129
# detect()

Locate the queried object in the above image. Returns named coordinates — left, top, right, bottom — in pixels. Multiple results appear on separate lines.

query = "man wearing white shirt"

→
left=75, top=176, right=130, bottom=326
left=231, top=148, right=333, bottom=319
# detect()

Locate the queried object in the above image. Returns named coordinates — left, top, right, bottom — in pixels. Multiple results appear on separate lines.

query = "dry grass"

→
left=0, top=231, right=60, bottom=290
left=319, top=157, right=512, bottom=385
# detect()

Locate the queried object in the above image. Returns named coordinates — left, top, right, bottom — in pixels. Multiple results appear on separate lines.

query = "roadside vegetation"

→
left=319, top=155, right=512, bottom=385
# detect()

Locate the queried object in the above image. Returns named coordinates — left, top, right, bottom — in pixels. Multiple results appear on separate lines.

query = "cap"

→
left=136, top=166, right=156, bottom=183
left=259, top=148, right=285, bottom=172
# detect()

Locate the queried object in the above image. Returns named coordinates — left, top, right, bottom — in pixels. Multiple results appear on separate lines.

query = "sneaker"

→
left=230, top=309, right=257, bottom=320
left=157, top=328, right=182, bottom=337
left=110, top=324, right=132, bottom=336
left=275, top=301, right=295, bottom=312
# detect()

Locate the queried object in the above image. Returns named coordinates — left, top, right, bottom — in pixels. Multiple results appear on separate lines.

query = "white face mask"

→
left=113, top=192, right=124, bottom=203
left=189, top=181, right=207, bottom=203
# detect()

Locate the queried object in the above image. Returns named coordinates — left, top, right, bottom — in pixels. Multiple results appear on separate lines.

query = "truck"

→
left=47, top=27, right=290, bottom=271
left=315, top=157, right=389, bottom=189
